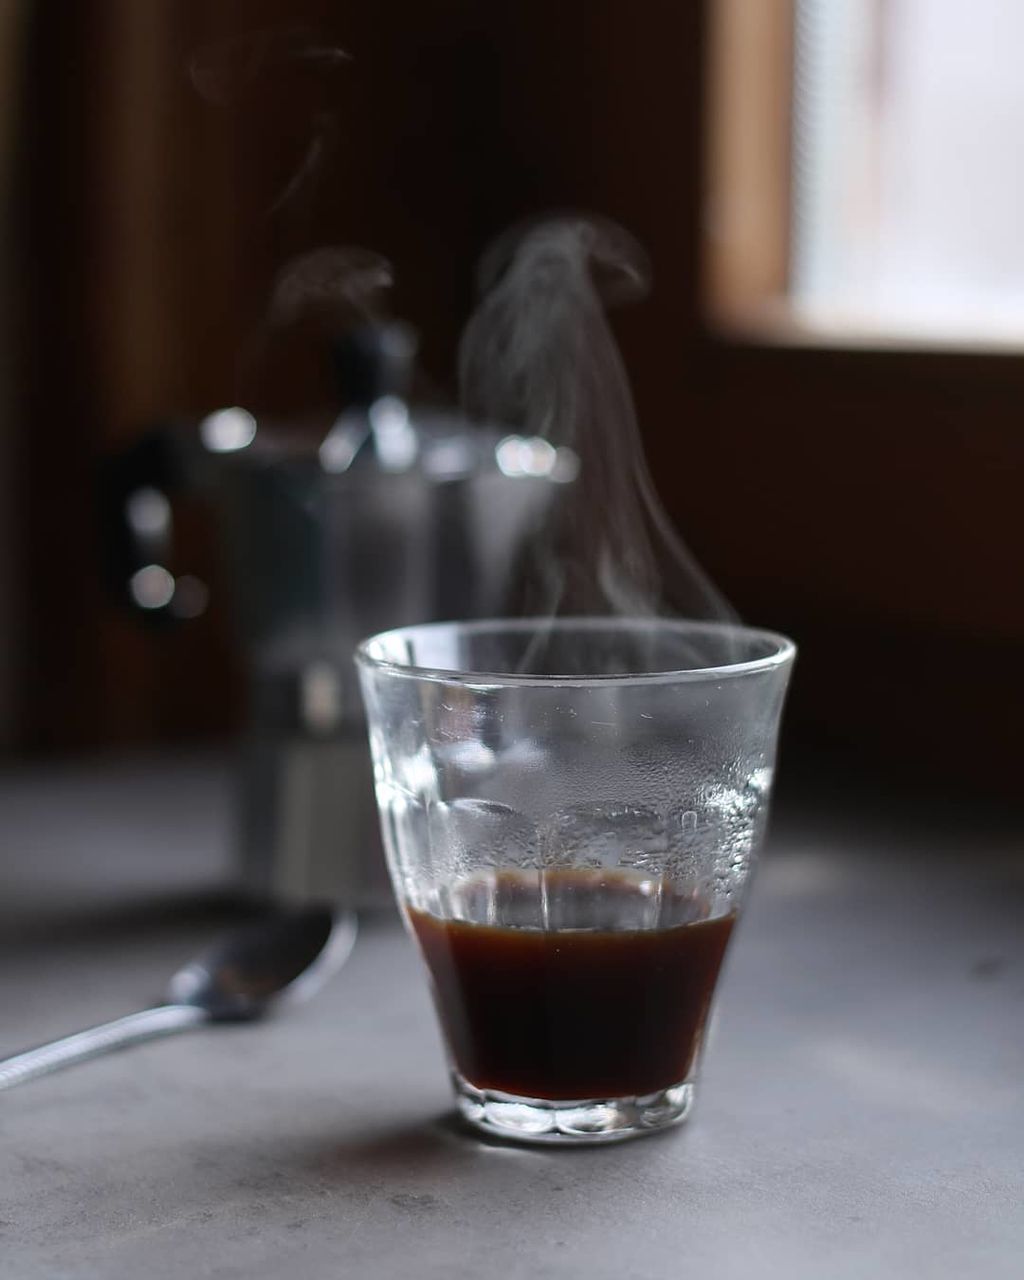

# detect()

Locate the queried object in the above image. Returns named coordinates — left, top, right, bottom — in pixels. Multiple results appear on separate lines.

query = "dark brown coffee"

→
left=408, top=870, right=735, bottom=1102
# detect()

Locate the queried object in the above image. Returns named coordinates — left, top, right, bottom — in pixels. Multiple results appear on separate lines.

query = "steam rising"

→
left=189, top=27, right=349, bottom=215
left=269, top=247, right=393, bottom=326
left=460, top=216, right=736, bottom=625
left=186, top=24, right=729, bottom=645
left=189, top=27, right=350, bottom=104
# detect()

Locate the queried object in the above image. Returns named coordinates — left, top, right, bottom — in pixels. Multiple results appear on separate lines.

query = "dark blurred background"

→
left=2, top=0, right=1021, bottom=797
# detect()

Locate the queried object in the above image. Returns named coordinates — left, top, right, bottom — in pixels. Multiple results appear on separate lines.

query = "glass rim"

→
left=355, top=617, right=796, bottom=688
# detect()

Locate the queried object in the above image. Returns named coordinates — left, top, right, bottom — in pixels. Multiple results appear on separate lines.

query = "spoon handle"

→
left=0, top=1005, right=208, bottom=1091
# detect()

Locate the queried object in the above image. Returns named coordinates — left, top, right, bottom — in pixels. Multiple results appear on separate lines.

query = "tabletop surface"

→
left=1, top=755, right=1022, bottom=1279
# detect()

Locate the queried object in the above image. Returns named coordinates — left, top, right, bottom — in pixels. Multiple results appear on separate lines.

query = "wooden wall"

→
left=12, top=0, right=1023, bottom=791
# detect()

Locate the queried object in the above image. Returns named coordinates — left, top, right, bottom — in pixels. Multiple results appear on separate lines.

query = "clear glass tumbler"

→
left=356, top=618, right=795, bottom=1144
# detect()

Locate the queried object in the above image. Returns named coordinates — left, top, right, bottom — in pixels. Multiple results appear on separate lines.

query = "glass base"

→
left=452, top=1073, right=694, bottom=1146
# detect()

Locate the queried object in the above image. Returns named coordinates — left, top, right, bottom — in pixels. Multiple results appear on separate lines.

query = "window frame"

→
left=703, top=0, right=1024, bottom=354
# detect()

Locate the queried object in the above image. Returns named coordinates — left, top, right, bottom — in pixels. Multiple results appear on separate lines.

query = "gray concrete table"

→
left=1, top=756, right=1022, bottom=1279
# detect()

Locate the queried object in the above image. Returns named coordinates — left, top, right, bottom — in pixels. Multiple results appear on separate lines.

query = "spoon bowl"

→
left=168, top=907, right=354, bottom=1019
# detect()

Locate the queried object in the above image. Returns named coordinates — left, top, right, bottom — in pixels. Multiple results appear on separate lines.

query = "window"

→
left=707, top=0, right=1024, bottom=347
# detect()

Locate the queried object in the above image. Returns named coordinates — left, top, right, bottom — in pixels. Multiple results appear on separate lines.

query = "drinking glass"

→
left=356, top=618, right=795, bottom=1144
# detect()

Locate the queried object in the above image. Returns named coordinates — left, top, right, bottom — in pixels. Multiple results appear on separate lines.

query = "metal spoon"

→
left=0, top=907, right=357, bottom=1090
